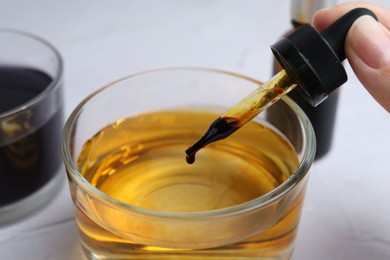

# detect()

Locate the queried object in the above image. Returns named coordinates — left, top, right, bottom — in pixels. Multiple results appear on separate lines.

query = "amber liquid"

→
left=74, top=110, right=305, bottom=259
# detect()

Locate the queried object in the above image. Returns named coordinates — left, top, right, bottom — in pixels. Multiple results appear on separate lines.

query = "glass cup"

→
left=0, top=29, right=64, bottom=224
left=62, top=68, right=315, bottom=259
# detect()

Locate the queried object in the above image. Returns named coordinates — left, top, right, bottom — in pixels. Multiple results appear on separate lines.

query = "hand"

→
left=313, top=2, right=390, bottom=113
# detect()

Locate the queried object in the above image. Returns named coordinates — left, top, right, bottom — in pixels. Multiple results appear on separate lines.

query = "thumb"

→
left=345, top=15, right=390, bottom=113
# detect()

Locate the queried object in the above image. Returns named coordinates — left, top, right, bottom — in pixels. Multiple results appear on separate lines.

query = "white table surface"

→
left=1, top=1, right=389, bottom=259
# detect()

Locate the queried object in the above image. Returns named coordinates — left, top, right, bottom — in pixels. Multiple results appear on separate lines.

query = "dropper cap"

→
left=271, top=8, right=377, bottom=106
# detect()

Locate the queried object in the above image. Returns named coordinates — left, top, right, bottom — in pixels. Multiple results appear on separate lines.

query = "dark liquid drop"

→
left=185, top=117, right=239, bottom=164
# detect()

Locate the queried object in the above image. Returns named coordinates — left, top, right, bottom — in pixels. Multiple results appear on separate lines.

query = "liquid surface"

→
left=78, top=110, right=299, bottom=213
left=73, top=110, right=305, bottom=258
left=0, top=67, right=63, bottom=206
left=0, top=67, right=50, bottom=113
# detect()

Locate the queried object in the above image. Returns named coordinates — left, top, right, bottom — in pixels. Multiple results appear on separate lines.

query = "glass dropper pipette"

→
left=185, top=69, right=297, bottom=164
left=185, top=8, right=377, bottom=164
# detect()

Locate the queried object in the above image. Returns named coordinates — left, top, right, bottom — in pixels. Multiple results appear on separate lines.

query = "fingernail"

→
left=348, top=16, right=390, bottom=69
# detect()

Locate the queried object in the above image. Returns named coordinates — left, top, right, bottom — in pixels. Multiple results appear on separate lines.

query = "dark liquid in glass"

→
left=0, top=67, right=63, bottom=206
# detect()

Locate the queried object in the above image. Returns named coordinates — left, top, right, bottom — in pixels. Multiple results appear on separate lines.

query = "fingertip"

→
left=346, top=15, right=390, bottom=69
left=312, top=8, right=331, bottom=31
left=345, top=16, right=390, bottom=113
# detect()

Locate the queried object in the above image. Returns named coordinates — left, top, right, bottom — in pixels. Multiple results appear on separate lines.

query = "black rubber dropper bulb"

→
left=271, top=7, right=377, bottom=106
left=186, top=8, right=378, bottom=164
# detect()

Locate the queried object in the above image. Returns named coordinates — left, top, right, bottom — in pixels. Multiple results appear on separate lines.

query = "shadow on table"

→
left=0, top=217, right=84, bottom=260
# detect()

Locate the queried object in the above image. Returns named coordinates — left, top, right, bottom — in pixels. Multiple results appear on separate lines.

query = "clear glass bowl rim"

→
left=61, top=67, right=316, bottom=219
left=0, top=28, right=63, bottom=118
